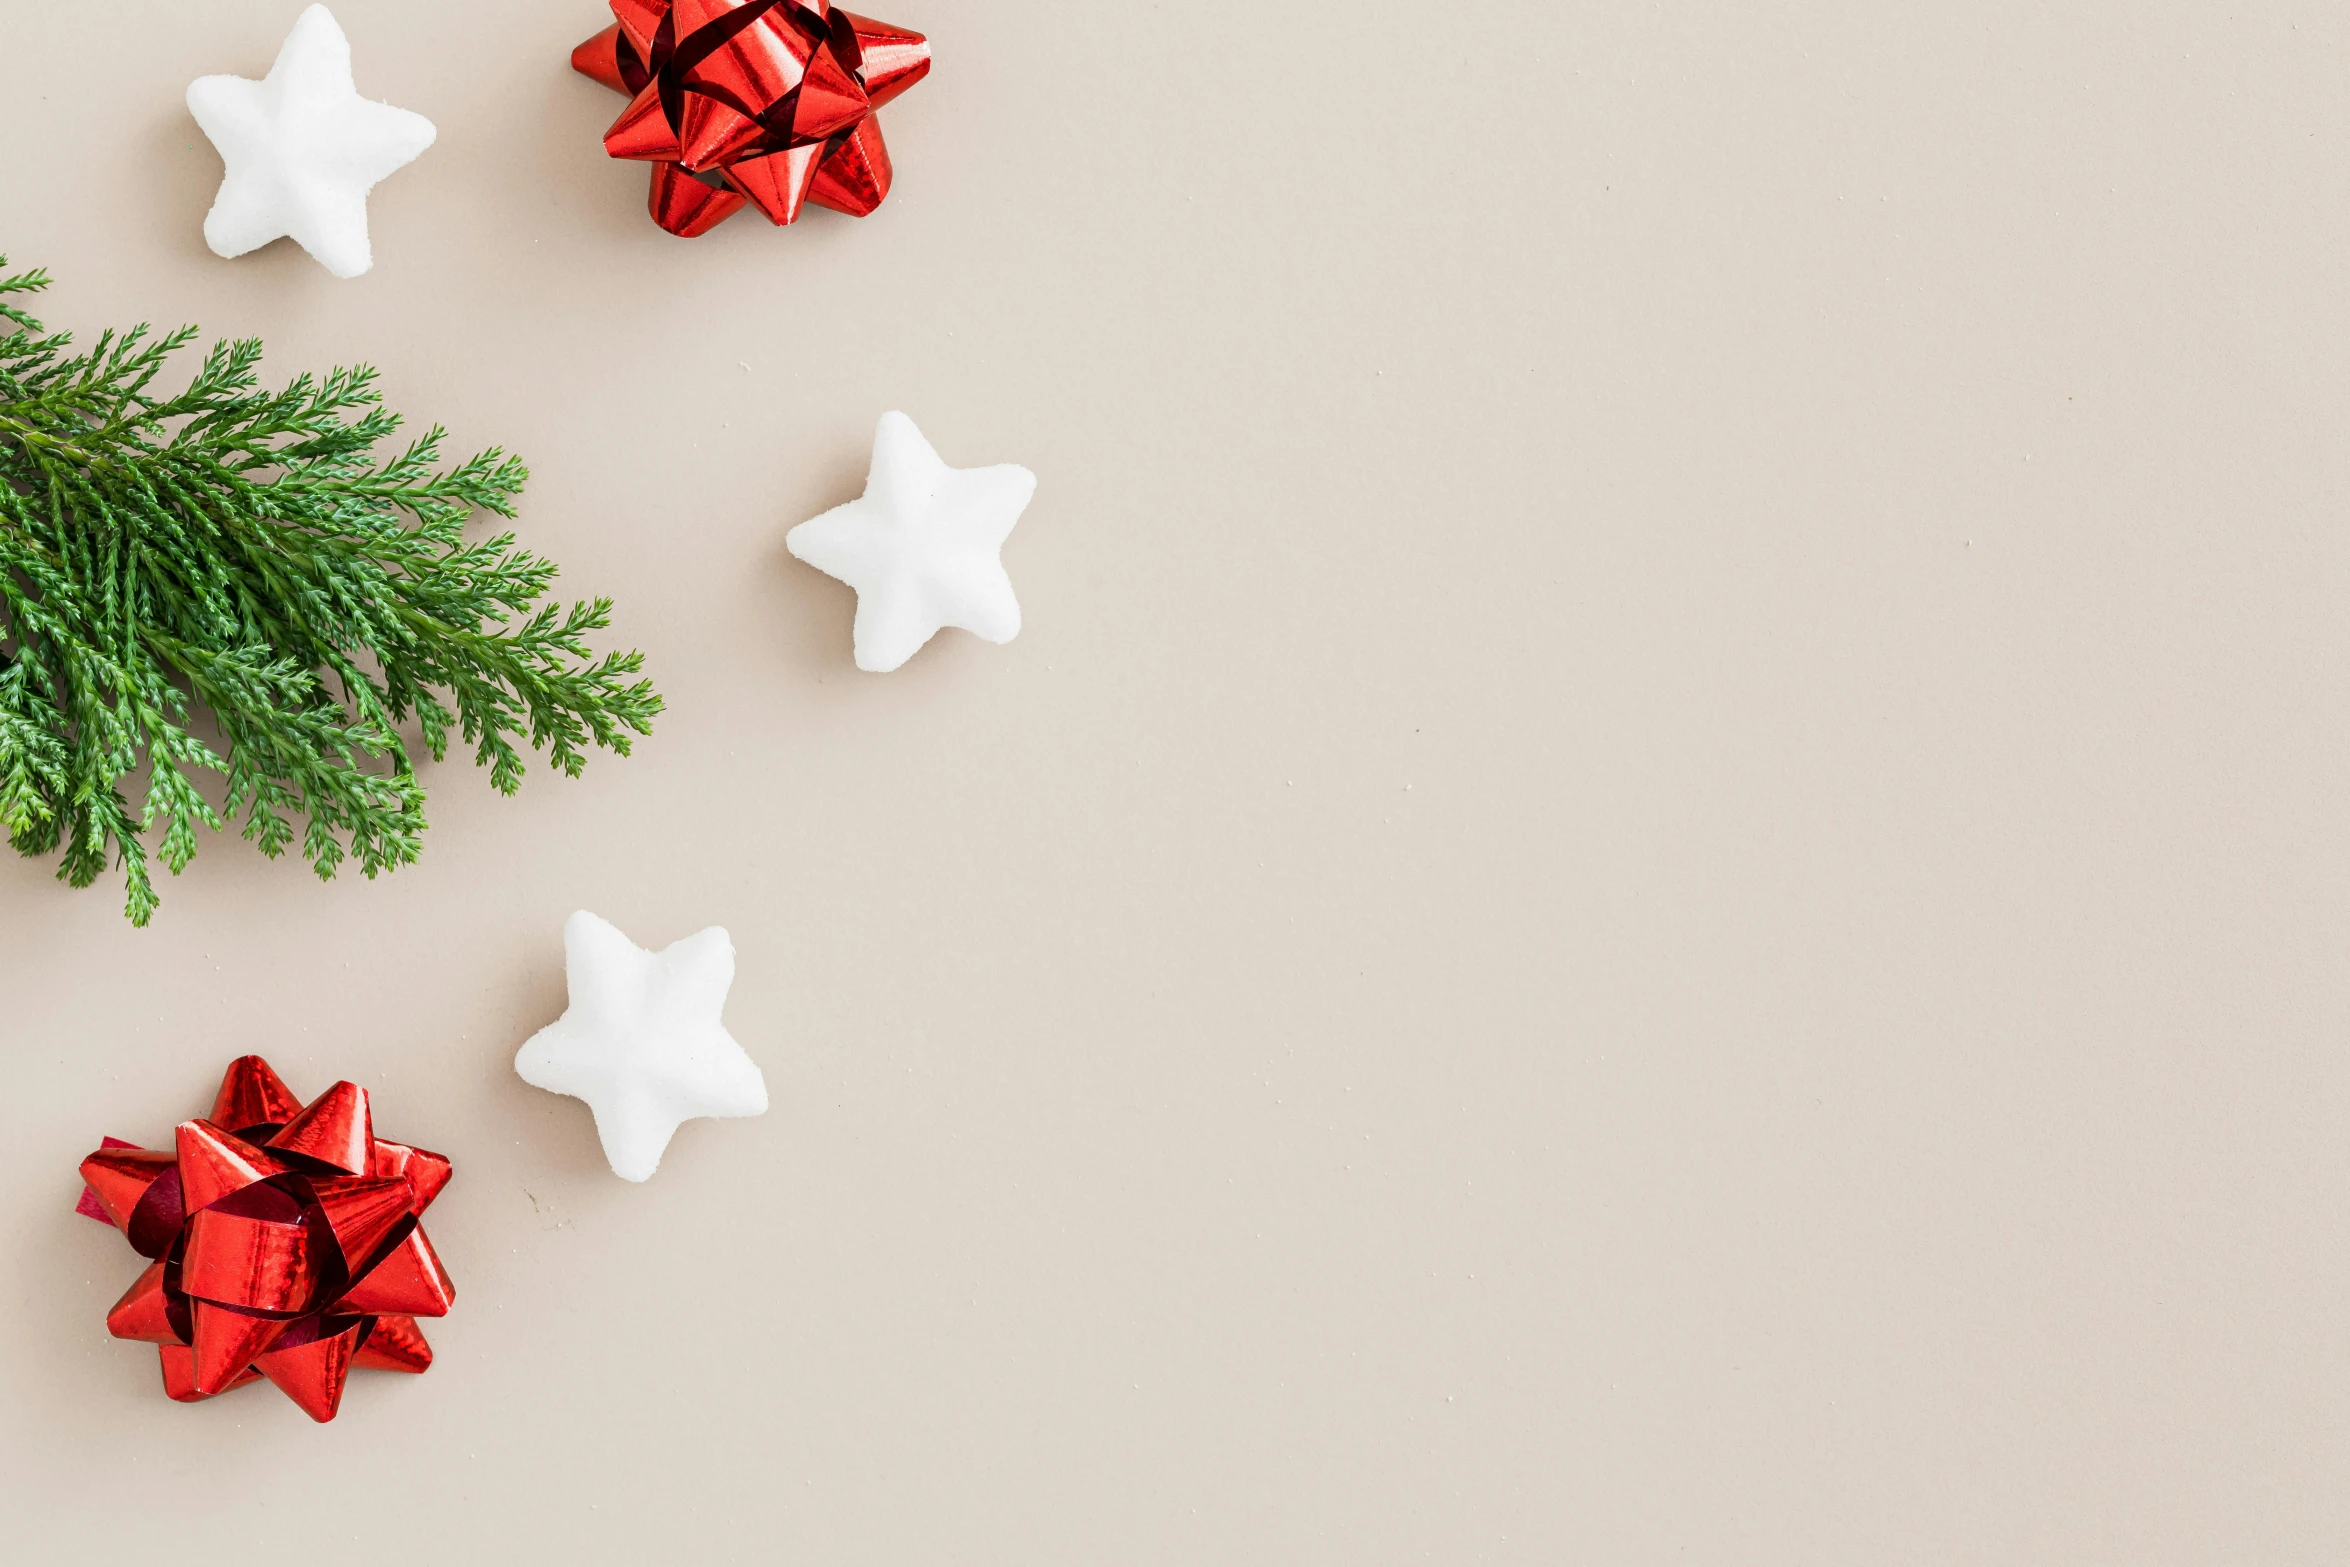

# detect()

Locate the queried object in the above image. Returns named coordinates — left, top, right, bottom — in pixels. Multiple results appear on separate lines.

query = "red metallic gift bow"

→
left=75, top=1056, right=456, bottom=1422
left=571, top=0, right=932, bottom=237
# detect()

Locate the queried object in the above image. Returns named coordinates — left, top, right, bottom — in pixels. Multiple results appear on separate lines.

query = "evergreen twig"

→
left=0, top=254, right=661, bottom=924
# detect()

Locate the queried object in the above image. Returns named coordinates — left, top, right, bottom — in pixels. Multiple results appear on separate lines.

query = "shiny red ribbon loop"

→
left=572, top=0, right=932, bottom=237
left=76, top=1057, right=456, bottom=1423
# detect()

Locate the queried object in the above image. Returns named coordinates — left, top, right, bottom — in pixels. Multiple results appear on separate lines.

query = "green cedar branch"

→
left=0, top=254, right=661, bottom=924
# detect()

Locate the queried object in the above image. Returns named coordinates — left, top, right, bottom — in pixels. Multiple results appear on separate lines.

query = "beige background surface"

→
left=2, top=1, right=2346, bottom=1560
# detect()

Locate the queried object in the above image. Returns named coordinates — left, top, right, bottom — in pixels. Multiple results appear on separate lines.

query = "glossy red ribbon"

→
left=76, top=1057, right=456, bottom=1422
left=572, top=0, right=932, bottom=237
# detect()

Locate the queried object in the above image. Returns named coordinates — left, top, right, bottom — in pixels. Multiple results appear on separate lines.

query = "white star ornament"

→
left=186, top=6, right=436, bottom=279
left=514, top=912, right=770, bottom=1182
left=787, top=411, right=1037, bottom=673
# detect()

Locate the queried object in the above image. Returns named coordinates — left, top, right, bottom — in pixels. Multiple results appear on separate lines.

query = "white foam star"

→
left=186, top=6, right=436, bottom=279
left=787, top=411, right=1036, bottom=672
left=514, top=912, right=769, bottom=1182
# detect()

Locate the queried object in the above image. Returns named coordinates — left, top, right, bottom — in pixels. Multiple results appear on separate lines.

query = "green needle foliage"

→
left=0, top=254, right=660, bottom=925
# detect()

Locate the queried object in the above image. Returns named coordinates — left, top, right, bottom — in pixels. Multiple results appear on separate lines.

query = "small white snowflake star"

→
left=186, top=6, right=436, bottom=279
left=788, top=411, right=1037, bottom=673
left=514, top=912, right=769, bottom=1182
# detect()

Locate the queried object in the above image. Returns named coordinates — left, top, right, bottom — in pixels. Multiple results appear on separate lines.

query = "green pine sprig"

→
left=0, top=254, right=661, bottom=925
